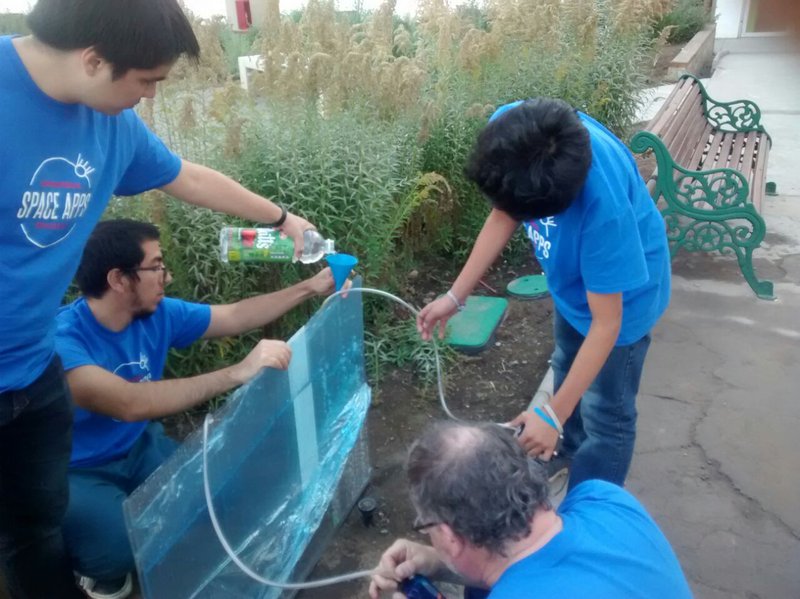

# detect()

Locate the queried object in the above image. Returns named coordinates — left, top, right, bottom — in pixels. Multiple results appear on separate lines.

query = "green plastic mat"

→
left=506, top=274, right=549, bottom=299
left=446, top=296, right=509, bottom=355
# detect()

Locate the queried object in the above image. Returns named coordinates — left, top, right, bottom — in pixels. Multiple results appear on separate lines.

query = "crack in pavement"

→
left=649, top=393, right=692, bottom=405
left=689, top=389, right=800, bottom=542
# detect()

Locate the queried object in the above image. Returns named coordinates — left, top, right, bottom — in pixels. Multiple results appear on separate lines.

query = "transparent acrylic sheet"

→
left=123, top=278, right=370, bottom=598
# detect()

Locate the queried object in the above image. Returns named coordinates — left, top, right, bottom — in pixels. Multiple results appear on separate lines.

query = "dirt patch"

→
left=297, top=262, right=554, bottom=599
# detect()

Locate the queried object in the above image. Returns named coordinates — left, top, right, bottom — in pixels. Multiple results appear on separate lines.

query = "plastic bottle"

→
left=400, top=575, right=447, bottom=599
left=220, top=227, right=335, bottom=264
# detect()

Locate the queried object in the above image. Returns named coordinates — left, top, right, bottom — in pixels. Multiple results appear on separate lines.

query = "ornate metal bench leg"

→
left=737, top=246, right=775, bottom=300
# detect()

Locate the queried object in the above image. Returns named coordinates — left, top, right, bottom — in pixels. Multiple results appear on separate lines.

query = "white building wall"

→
left=716, top=0, right=745, bottom=38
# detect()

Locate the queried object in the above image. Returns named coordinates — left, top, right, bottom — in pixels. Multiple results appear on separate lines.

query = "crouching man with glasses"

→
left=55, top=219, right=343, bottom=599
left=370, top=422, right=693, bottom=599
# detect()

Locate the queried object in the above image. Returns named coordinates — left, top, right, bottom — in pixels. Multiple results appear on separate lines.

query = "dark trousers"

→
left=64, top=423, right=177, bottom=580
left=0, top=356, right=83, bottom=598
left=552, top=311, right=652, bottom=490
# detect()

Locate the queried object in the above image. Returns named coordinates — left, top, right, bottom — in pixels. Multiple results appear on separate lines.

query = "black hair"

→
left=75, top=219, right=161, bottom=298
left=407, top=421, right=550, bottom=555
left=27, top=0, right=200, bottom=79
left=465, top=98, right=593, bottom=221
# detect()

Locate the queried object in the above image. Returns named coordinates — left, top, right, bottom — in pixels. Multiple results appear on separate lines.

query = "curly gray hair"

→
left=407, top=421, right=550, bottom=555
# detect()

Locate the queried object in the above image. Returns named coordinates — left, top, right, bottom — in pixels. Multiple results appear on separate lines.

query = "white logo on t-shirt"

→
left=525, top=217, right=558, bottom=260
left=16, top=154, right=94, bottom=248
left=112, top=353, right=152, bottom=383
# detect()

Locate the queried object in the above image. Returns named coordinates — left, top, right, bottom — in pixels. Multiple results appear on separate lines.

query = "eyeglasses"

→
left=412, top=518, right=441, bottom=533
left=133, top=265, right=169, bottom=278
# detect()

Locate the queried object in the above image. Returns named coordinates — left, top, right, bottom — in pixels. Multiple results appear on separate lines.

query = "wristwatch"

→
left=265, top=205, right=288, bottom=227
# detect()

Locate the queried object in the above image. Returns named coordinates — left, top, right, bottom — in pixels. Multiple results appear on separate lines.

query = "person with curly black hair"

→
left=417, top=99, right=671, bottom=492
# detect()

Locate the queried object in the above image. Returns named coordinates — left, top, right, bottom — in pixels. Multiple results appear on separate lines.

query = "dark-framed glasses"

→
left=412, top=518, right=441, bottom=533
left=134, top=264, right=169, bottom=278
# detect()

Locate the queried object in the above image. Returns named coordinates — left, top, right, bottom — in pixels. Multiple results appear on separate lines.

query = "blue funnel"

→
left=326, top=253, right=358, bottom=291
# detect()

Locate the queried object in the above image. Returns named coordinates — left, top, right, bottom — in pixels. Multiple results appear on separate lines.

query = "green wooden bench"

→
left=631, top=74, right=774, bottom=299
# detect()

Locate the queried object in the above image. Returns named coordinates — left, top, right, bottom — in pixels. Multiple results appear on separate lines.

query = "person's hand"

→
left=304, top=267, right=352, bottom=297
left=279, top=212, right=315, bottom=259
left=509, top=410, right=560, bottom=460
left=369, top=539, right=442, bottom=599
left=305, top=267, right=336, bottom=295
left=230, top=339, right=291, bottom=385
left=417, top=295, right=458, bottom=341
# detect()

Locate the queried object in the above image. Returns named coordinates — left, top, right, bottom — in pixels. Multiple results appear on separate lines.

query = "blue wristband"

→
left=533, top=406, right=559, bottom=432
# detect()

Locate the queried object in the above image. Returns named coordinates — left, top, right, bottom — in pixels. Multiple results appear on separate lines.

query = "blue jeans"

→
left=552, top=311, right=651, bottom=490
left=63, top=422, right=177, bottom=580
left=0, top=355, right=84, bottom=599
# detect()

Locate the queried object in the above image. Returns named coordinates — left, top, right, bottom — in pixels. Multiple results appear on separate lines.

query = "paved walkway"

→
left=628, top=38, right=800, bottom=599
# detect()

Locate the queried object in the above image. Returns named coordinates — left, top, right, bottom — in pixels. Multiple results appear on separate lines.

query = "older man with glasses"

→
left=370, top=421, right=693, bottom=599
left=54, top=219, right=342, bottom=599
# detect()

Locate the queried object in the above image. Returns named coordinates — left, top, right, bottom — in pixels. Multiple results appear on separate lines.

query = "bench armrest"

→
left=679, top=74, right=768, bottom=136
left=632, top=131, right=751, bottom=213
left=631, top=131, right=766, bottom=253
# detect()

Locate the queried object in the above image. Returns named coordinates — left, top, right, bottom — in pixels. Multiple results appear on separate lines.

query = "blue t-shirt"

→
left=489, top=480, right=692, bottom=599
left=491, top=103, right=670, bottom=345
left=55, top=297, right=211, bottom=468
left=0, top=35, right=182, bottom=392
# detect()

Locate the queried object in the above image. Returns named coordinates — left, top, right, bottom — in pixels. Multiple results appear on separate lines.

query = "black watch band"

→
left=266, top=205, right=288, bottom=227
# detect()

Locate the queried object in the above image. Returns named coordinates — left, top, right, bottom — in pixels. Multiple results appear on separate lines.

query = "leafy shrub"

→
left=653, top=0, right=709, bottom=43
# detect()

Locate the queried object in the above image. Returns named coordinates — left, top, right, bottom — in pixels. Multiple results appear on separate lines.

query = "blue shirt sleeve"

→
left=113, top=111, right=182, bottom=196
left=162, top=298, right=212, bottom=349
left=55, top=303, right=95, bottom=371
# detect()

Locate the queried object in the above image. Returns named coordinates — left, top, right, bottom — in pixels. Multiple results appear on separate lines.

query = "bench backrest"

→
left=645, top=77, right=711, bottom=170
left=639, top=75, right=771, bottom=212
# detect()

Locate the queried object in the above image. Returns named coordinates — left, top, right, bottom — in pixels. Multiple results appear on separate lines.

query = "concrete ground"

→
left=627, top=38, right=800, bottom=599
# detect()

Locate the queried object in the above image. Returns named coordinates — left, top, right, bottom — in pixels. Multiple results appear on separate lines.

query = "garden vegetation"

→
left=90, top=0, right=693, bottom=399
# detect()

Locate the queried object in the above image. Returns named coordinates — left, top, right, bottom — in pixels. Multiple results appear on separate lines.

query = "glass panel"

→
left=124, top=280, right=370, bottom=598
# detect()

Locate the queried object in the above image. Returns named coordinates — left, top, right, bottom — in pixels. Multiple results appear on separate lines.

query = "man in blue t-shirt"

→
left=417, top=99, right=670, bottom=490
left=54, top=219, right=342, bottom=597
left=369, top=422, right=692, bottom=599
left=0, top=1, right=319, bottom=596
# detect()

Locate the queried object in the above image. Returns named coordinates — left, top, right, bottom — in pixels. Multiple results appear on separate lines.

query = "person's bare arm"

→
left=161, top=160, right=314, bottom=257
left=513, top=291, right=622, bottom=458
left=417, top=209, right=519, bottom=340
left=65, top=339, right=291, bottom=421
left=203, top=268, right=336, bottom=339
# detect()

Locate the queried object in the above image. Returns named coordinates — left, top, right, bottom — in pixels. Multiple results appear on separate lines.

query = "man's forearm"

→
left=70, top=364, right=245, bottom=422
left=550, top=318, right=619, bottom=423
left=127, top=367, right=244, bottom=420
left=451, top=208, right=519, bottom=300
left=161, top=160, right=284, bottom=223
left=205, top=280, right=317, bottom=338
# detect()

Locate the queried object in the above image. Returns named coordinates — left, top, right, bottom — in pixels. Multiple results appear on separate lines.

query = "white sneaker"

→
left=76, top=572, right=133, bottom=599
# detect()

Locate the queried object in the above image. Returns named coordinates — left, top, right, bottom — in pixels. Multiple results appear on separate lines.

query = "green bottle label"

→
left=223, top=228, right=295, bottom=263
